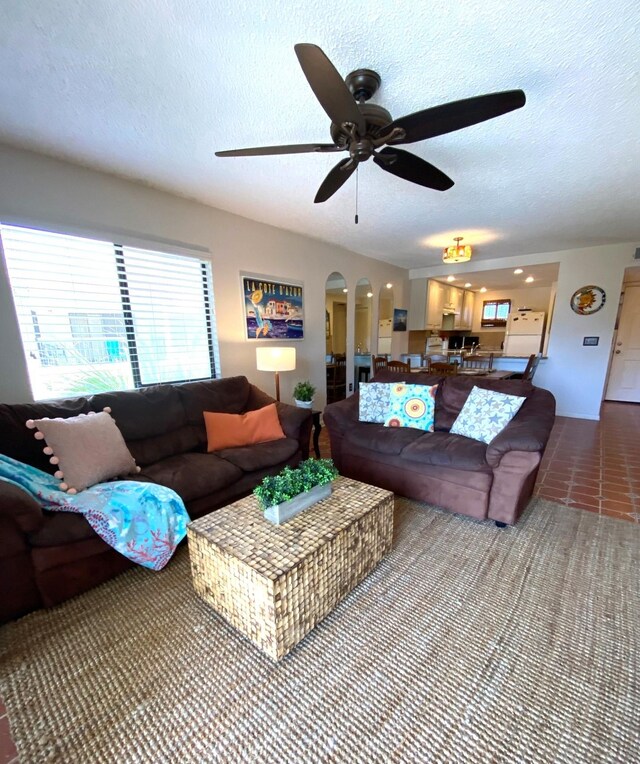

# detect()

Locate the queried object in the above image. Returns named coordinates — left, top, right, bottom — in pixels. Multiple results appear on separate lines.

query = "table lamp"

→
left=256, top=347, right=296, bottom=401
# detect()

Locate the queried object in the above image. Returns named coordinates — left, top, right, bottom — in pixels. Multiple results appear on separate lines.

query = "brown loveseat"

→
left=0, top=376, right=312, bottom=623
left=324, top=370, right=555, bottom=526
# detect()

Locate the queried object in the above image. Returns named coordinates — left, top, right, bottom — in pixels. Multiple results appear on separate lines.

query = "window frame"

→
left=481, top=299, right=511, bottom=328
left=1, top=224, right=218, bottom=399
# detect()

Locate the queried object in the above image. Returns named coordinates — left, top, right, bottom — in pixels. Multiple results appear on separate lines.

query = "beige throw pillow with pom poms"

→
left=26, top=407, right=140, bottom=493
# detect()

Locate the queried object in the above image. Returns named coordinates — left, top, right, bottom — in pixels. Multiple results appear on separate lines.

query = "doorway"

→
left=606, top=278, right=640, bottom=403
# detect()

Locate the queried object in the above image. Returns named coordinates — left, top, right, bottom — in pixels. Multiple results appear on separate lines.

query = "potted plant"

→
left=293, top=380, right=316, bottom=409
left=254, top=459, right=338, bottom=525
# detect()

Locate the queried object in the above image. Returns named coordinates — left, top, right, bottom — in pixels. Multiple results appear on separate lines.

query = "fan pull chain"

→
left=355, top=165, right=359, bottom=225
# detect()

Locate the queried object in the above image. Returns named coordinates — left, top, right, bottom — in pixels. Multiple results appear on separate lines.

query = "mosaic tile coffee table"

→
left=187, top=477, right=394, bottom=660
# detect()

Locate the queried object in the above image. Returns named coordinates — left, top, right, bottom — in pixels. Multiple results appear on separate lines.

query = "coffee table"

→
left=187, top=477, right=394, bottom=660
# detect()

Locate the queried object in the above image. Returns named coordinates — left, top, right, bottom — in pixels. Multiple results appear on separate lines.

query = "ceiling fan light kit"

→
left=443, top=236, right=472, bottom=264
left=215, top=44, right=526, bottom=208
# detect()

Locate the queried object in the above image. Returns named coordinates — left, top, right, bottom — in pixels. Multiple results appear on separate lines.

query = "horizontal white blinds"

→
left=1, top=224, right=217, bottom=400
left=122, top=246, right=212, bottom=385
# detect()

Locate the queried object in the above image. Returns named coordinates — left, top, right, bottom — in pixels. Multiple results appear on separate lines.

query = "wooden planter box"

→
left=264, top=482, right=331, bottom=525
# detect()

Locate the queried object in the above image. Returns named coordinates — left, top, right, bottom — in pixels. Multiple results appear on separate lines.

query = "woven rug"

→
left=1, top=498, right=638, bottom=763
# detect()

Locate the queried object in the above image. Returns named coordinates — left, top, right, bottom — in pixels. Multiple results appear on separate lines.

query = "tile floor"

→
left=1, top=401, right=638, bottom=762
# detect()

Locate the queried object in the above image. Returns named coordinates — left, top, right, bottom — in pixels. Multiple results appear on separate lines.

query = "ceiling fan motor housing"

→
left=330, top=102, right=393, bottom=148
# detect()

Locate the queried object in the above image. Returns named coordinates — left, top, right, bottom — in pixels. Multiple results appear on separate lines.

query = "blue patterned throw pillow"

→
left=359, top=382, right=395, bottom=423
left=450, top=386, right=526, bottom=444
left=384, top=383, right=438, bottom=431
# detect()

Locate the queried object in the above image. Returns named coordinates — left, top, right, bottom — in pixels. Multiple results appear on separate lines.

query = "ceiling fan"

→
left=215, top=44, right=526, bottom=204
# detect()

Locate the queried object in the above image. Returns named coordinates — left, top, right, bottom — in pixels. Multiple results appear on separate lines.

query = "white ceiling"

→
left=1, top=1, right=638, bottom=270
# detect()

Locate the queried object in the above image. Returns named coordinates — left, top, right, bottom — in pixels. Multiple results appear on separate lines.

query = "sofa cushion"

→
left=359, top=382, right=394, bottom=423
left=90, top=386, right=186, bottom=440
left=177, top=377, right=253, bottom=449
left=204, top=404, right=285, bottom=452
left=126, top=426, right=202, bottom=467
left=0, top=398, right=91, bottom=473
left=384, top=383, right=437, bottom=431
left=28, top=512, right=96, bottom=548
left=401, top=431, right=491, bottom=472
left=27, top=411, right=139, bottom=492
left=139, top=453, right=243, bottom=503
left=450, top=386, right=526, bottom=444
left=216, top=437, right=299, bottom=472
left=435, top=377, right=533, bottom=431
left=178, top=377, right=252, bottom=422
left=344, top=423, right=425, bottom=455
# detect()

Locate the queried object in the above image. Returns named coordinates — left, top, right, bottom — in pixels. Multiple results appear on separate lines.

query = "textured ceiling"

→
left=1, top=1, right=639, bottom=269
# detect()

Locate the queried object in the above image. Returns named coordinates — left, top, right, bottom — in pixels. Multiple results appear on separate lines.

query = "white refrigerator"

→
left=503, top=311, right=545, bottom=355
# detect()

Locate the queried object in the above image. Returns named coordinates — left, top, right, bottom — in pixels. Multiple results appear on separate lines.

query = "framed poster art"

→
left=393, top=308, right=408, bottom=331
left=241, top=273, right=305, bottom=340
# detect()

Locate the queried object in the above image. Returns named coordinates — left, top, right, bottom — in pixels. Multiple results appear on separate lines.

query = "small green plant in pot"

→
left=254, top=458, right=338, bottom=524
left=293, top=380, right=316, bottom=409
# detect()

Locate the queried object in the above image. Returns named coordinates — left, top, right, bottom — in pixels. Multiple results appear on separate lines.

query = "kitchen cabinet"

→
left=456, top=290, right=475, bottom=330
left=409, top=279, right=473, bottom=331
left=426, top=280, right=445, bottom=329
left=443, top=286, right=463, bottom=316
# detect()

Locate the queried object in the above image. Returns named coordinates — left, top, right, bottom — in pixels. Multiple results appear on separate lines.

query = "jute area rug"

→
left=1, top=498, right=638, bottom=763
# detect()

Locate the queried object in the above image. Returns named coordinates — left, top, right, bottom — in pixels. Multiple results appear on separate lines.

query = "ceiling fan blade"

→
left=314, top=158, right=357, bottom=203
left=294, top=43, right=366, bottom=134
left=387, top=90, right=526, bottom=144
left=374, top=148, right=454, bottom=191
left=215, top=143, right=341, bottom=157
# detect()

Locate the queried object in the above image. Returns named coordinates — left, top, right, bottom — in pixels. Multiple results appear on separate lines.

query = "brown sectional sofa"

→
left=324, top=370, right=555, bottom=526
left=0, top=376, right=312, bottom=623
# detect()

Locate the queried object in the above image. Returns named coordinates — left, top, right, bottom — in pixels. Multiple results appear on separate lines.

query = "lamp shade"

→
left=256, top=346, right=296, bottom=372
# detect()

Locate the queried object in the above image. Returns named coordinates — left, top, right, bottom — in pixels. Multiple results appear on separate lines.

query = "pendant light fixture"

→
left=442, top=236, right=472, bottom=264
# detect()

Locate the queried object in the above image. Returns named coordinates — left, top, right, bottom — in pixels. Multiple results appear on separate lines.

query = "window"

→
left=481, top=299, right=511, bottom=327
left=1, top=224, right=219, bottom=400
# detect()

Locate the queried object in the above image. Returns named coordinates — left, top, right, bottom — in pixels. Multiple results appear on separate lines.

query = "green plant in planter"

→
left=253, top=459, right=338, bottom=510
left=293, top=380, right=316, bottom=402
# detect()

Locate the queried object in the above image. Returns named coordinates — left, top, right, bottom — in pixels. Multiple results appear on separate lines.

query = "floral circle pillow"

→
left=450, top=386, right=526, bottom=444
left=384, top=383, right=438, bottom=431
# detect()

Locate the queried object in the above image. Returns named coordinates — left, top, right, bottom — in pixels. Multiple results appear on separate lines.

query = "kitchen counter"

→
left=445, top=351, right=547, bottom=359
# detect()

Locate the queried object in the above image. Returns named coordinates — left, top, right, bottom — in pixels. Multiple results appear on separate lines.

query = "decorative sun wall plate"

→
left=570, top=285, right=606, bottom=315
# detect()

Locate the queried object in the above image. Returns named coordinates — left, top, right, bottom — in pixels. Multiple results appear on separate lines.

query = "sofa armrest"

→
left=275, top=402, right=312, bottom=451
left=322, top=395, right=360, bottom=436
left=485, top=387, right=556, bottom=468
left=0, top=481, right=46, bottom=535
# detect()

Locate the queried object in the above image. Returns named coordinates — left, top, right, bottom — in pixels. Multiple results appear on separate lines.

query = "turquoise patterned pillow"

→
left=384, top=383, right=438, bottom=431
left=359, top=382, right=394, bottom=423
left=450, top=386, right=526, bottom=444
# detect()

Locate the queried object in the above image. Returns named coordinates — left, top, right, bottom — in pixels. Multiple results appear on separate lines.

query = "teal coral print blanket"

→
left=0, top=455, right=188, bottom=570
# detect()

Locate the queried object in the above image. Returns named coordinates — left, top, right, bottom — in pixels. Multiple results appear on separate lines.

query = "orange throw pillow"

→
left=204, top=403, right=286, bottom=452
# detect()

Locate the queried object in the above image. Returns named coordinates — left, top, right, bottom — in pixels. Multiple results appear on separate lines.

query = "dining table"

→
left=410, top=367, right=517, bottom=380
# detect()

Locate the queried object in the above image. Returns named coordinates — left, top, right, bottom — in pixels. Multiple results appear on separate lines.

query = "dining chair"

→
left=373, top=356, right=388, bottom=372
left=511, top=353, right=542, bottom=381
left=326, top=356, right=347, bottom=403
left=462, top=353, right=494, bottom=371
left=386, top=360, right=411, bottom=373
left=428, top=360, right=459, bottom=375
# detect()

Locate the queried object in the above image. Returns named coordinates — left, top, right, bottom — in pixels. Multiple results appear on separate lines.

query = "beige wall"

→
left=0, top=144, right=408, bottom=408
left=471, top=286, right=552, bottom=333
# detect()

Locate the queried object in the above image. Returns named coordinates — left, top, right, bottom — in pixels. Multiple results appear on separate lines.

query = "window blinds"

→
left=1, top=224, right=218, bottom=400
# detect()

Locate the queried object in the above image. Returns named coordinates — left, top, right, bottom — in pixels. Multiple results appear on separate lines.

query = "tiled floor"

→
left=534, top=401, right=640, bottom=523
left=1, top=401, right=638, bottom=762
